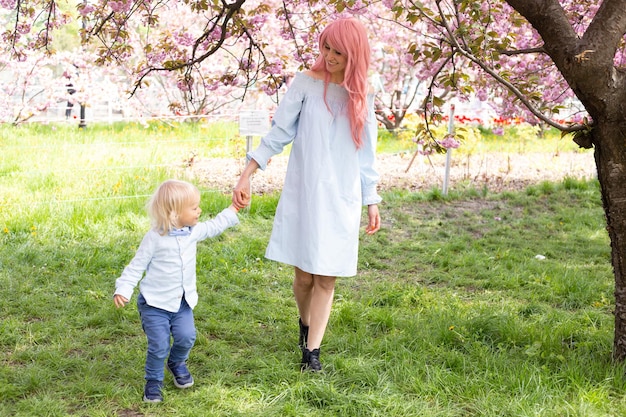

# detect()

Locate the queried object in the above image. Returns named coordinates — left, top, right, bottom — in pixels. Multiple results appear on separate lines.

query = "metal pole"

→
left=78, top=0, right=87, bottom=129
left=245, top=135, right=253, bottom=210
left=79, top=103, right=86, bottom=128
left=442, top=104, right=455, bottom=195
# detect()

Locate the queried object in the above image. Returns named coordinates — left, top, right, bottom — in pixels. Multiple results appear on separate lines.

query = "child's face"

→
left=177, top=194, right=202, bottom=228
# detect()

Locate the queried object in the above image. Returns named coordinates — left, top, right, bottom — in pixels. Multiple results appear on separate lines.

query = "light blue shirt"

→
left=114, top=208, right=239, bottom=312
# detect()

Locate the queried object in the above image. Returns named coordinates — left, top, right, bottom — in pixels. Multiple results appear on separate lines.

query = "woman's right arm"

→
left=232, top=73, right=306, bottom=209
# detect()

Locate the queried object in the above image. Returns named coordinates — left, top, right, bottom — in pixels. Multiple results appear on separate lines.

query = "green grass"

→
left=377, top=121, right=582, bottom=156
left=1, top=121, right=623, bottom=416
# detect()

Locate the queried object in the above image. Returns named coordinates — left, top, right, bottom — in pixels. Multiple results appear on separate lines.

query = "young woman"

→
left=232, top=18, right=382, bottom=371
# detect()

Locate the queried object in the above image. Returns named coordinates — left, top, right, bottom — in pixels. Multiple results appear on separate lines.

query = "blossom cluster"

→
left=0, top=0, right=615, bottom=126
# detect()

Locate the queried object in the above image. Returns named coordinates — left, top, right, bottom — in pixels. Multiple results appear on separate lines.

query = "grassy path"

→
left=1, top=122, right=622, bottom=416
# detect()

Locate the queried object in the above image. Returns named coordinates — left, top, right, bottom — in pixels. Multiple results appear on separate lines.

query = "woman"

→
left=232, top=18, right=381, bottom=371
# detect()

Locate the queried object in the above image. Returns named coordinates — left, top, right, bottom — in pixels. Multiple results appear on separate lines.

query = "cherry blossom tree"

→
left=385, top=0, right=626, bottom=361
left=1, top=0, right=576, bottom=127
left=504, top=0, right=626, bottom=362
left=5, top=0, right=626, bottom=361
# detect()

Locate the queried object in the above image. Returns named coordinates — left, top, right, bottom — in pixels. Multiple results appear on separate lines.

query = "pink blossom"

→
left=79, top=4, right=96, bottom=16
left=176, top=79, right=192, bottom=92
left=174, top=31, right=195, bottom=47
left=492, top=127, right=504, bottom=136
left=109, top=1, right=130, bottom=14
left=439, top=136, right=460, bottom=149
left=261, top=84, right=278, bottom=96
left=208, top=27, right=223, bottom=42
left=263, top=60, right=283, bottom=76
left=17, top=23, right=31, bottom=35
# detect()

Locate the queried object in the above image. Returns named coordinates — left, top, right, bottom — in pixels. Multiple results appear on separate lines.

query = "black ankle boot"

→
left=301, top=348, right=322, bottom=372
left=300, top=347, right=310, bottom=369
left=298, top=318, right=309, bottom=351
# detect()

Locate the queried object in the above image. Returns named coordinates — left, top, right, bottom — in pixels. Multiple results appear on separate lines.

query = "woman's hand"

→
left=365, top=204, right=381, bottom=235
left=232, top=159, right=259, bottom=210
left=232, top=177, right=251, bottom=210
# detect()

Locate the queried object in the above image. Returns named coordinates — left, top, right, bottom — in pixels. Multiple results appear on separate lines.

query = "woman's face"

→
left=322, top=41, right=347, bottom=82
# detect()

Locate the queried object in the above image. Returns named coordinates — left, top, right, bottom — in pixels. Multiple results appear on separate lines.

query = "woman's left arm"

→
left=360, top=94, right=382, bottom=235
left=359, top=94, right=383, bottom=207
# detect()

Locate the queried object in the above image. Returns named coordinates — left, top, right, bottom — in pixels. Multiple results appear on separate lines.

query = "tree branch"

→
left=436, top=0, right=584, bottom=132
left=499, top=47, right=545, bottom=56
left=583, top=0, right=626, bottom=66
left=129, top=0, right=246, bottom=95
left=505, top=0, right=626, bottom=121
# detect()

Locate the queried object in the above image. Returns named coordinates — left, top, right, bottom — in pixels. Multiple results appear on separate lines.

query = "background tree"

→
left=385, top=0, right=626, bottom=362
left=504, top=0, right=626, bottom=361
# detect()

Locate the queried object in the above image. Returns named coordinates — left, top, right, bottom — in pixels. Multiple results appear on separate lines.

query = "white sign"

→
left=239, top=110, right=270, bottom=136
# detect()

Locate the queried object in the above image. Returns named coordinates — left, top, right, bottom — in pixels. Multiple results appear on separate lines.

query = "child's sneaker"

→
left=143, top=380, right=163, bottom=403
left=167, top=361, right=194, bottom=388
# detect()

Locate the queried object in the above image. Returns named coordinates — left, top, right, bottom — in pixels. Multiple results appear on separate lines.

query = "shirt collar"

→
left=169, top=226, right=192, bottom=236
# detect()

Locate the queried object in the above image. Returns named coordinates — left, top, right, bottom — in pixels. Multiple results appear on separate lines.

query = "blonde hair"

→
left=147, top=179, right=200, bottom=235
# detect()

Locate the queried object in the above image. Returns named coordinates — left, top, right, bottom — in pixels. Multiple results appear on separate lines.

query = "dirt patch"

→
left=191, top=149, right=596, bottom=195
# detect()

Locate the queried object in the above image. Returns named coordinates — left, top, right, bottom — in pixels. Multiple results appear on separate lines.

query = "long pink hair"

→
left=310, top=18, right=371, bottom=148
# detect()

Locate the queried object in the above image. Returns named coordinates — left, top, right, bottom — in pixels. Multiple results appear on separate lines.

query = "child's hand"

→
left=113, top=294, right=129, bottom=308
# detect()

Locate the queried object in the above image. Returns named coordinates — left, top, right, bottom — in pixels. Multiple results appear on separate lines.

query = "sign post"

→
left=238, top=110, right=270, bottom=210
left=442, top=104, right=455, bottom=196
left=239, top=110, right=270, bottom=153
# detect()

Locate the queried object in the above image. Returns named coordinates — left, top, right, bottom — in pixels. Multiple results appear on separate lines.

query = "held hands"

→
left=232, top=176, right=251, bottom=210
left=113, top=294, right=129, bottom=309
left=233, top=159, right=259, bottom=210
left=365, top=204, right=381, bottom=235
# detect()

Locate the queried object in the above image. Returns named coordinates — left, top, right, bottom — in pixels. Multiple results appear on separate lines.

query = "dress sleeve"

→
left=247, top=75, right=305, bottom=170
left=359, top=93, right=383, bottom=206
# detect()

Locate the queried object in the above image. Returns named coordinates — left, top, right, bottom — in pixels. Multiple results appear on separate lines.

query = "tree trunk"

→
left=505, top=0, right=626, bottom=360
left=593, top=121, right=626, bottom=360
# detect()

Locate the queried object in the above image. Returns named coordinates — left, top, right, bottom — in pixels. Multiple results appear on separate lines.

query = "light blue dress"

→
left=248, top=72, right=382, bottom=277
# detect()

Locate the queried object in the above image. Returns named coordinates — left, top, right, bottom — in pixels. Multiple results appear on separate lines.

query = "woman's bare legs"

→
left=293, top=267, right=313, bottom=329
left=293, top=267, right=336, bottom=350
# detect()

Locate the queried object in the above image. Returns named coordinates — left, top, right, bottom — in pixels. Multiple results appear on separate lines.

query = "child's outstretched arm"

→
left=194, top=205, right=240, bottom=241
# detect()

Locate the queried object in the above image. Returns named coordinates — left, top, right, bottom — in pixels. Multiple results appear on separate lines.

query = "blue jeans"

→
left=137, top=293, right=197, bottom=381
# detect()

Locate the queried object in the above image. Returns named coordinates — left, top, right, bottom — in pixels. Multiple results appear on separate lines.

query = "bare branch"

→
left=499, top=47, right=545, bottom=56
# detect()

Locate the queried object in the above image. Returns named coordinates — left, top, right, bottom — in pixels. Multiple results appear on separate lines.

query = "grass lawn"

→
left=1, top=122, right=624, bottom=416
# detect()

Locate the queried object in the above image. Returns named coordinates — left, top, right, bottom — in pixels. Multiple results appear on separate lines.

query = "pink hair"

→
left=310, top=18, right=371, bottom=148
